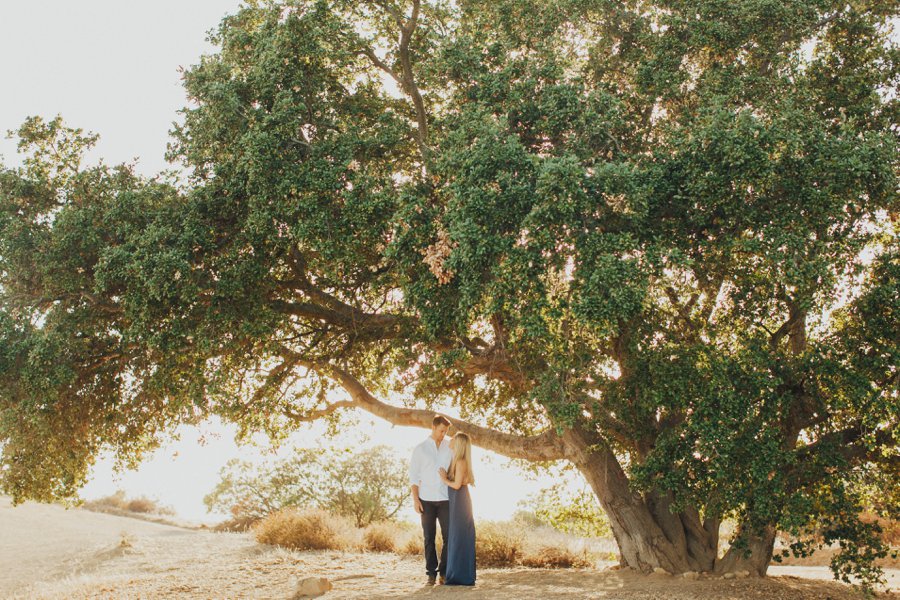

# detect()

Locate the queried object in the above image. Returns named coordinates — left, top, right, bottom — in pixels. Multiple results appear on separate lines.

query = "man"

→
left=409, top=414, right=453, bottom=586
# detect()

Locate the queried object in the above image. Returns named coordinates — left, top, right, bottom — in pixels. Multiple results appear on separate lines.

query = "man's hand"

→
left=414, top=497, right=424, bottom=514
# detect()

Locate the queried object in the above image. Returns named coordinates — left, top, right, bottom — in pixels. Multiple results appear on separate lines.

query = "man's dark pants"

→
left=420, top=499, right=449, bottom=577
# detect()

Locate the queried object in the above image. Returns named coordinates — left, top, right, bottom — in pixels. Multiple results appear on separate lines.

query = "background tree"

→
left=1, top=0, right=897, bottom=588
left=204, top=445, right=408, bottom=528
left=519, top=481, right=612, bottom=539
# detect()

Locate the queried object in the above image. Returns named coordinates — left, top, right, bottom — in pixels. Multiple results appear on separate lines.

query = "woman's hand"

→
left=438, top=467, right=447, bottom=478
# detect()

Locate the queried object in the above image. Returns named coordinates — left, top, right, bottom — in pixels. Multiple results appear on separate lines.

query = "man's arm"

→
left=410, top=484, right=423, bottom=514
left=409, top=447, right=424, bottom=514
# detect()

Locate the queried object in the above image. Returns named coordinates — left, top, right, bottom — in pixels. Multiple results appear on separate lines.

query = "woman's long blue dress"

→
left=445, top=484, right=476, bottom=585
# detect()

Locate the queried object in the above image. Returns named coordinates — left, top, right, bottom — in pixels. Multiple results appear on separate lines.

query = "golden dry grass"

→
left=252, top=511, right=611, bottom=569
left=774, top=546, right=900, bottom=569
left=211, top=513, right=260, bottom=532
left=475, top=521, right=525, bottom=567
left=364, top=521, right=400, bottom=552
left=243, top=508, right=900, bottom=573
left=4, top=497, right=898, bottom=599
left=399, top=532, right=425, bottom=556
left=82, top=491, right=174, bottom=516
left=521, top=544, right=595, bottom=569
left=253, top=508, right=358, bottom=551
left=862, top=512, right=900, bottom=547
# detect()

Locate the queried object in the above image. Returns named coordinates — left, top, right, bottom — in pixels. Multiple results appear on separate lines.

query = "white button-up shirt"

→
left=409, top=436, right=452, bottom=502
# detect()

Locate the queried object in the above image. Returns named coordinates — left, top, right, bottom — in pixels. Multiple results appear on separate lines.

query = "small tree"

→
left=204, top=445, right=408, bottom=528
left=324, top=445, right=410, bottom=527
left=520, top=483, right=611, bottom=539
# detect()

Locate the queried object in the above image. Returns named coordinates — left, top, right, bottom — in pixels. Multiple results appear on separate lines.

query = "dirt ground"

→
left=2, top=497, right=897, bottom=599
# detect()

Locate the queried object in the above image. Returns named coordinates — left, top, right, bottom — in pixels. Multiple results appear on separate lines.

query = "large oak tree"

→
left=1, top=0, right=897, bottom=586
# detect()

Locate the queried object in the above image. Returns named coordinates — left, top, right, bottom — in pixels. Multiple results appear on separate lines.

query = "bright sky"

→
left=80, top=415, right=564, bottom=524
left=0, top=1, right=575, bottom=524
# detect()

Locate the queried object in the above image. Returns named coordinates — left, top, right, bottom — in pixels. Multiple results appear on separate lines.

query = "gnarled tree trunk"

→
left=562, top=427, right=773, bottom=576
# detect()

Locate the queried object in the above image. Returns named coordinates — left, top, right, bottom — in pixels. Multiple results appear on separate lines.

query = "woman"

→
left=438, top=432, right=476, bottom=586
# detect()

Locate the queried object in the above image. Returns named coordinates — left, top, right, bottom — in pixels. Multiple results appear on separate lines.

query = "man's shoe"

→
left=427, top=575, right=436, bottom=586
left=439, top=575, right=446, bottom=585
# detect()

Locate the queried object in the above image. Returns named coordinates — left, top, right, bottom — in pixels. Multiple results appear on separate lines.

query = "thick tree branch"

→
left=357, top=45, right=404, bottom=86
left=269, top=299, right=406, bottom=340
left=769, top=298, right=807, bottom=353
left=271, top=245, right=411, bottom=339
left=664, top=285, right=701, bottom=336
left=454, top=344, right=529, bottom=392
left=277, top=347, right=567, bottom=461
left=283, top=399, right=357, bottom=422
left=360, top=0, right=430, bottom=167
left=786, top=421, right=899, bottom=491
left=795, top=422, right=897, bottom=464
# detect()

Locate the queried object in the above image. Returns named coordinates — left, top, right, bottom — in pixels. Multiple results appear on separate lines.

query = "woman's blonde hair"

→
left=449, top=433, right=475, bottom=486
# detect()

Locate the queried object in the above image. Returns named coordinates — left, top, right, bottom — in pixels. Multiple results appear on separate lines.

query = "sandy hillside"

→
left=2, top=497, right=897, bottom=600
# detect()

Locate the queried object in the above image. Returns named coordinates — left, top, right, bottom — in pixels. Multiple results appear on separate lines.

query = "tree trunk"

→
left=713, top=525, right=776, bottom=576
left=562, top=428, right=774, bottom=576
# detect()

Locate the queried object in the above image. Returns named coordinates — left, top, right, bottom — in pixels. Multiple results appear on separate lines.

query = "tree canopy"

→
left=1, top=0, right=897, bottom=588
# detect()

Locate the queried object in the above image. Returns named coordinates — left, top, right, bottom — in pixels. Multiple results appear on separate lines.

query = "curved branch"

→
left=279, top=348, right=567, bottom=461
left=270, top=299, right=406, bottom=339
left=360, top=0, right=430, bottom=167
left=786, top=421, right=898, bottom=491
left=273, top=245, right=412, bottom=339
left=283, top=399, right=357, bottom=423
left=398, top=4, right=430, bottom=161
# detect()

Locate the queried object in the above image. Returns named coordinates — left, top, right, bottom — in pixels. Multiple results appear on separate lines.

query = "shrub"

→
left=364, top=521, right=400, bottom=552
left=520, top=484, right=610, bottom=538
left=397, top=523, right=445, bottom=557
left=125, top=497, right=160, bottom=514
left=475, top=522, right=524, bottom=567
left=399, top=532, right=424, bottom=556
left=213, top=514, right=261, bottom=532
left=206, top=445, right=408, bottom=528
left=83, top=490, right=174, bottom=516
left=511, top=509, right=544, bottom=529
left=253, top=508, right=354, bottom=551
left=521, top=545, right=594, bottom=569
left=83, top=490, right=129, bottom=511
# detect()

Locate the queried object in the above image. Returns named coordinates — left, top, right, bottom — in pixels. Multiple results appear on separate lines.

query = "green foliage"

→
left=0, top=0, right=897, bottom=588
left=204, top=445, right=408, bottom=527
left=520, top=483, right=612, bottom=538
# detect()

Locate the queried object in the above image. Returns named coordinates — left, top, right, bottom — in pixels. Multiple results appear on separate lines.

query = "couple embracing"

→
left=408, top=415, right=476, bottom=586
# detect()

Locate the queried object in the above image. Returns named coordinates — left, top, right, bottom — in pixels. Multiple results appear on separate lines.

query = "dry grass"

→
left=364, top=521, right=400, bottom=552
left=124, top=497, right=160, bottom=514
left=7, top=496, right=898, bottom=600
left=771, top=512, right=900, bottom=569
left=212, top=514, right=261, bottom=532
left=82, top=491, right=174, bottom=516
left=253, top=508, right=357, bottom=551
left=394, top=522, right=442, bottom=557
left=521, top=544, right=595, bottom=568
left=399, top=532, right=425, bottom=556
left=476, top=521, right=525, bottom=567
left=476, top=520, right=609, bottom=568
left=243, top=510, right=610, bottom=569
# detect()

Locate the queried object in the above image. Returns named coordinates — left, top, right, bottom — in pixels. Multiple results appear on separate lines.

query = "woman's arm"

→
left=439, top=461, right=467, bottom=490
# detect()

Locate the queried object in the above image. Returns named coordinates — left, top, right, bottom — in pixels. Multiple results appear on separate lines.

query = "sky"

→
left=79, top=414, right=568, bottom=524
left=0, top=1, right=579, bottom=524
